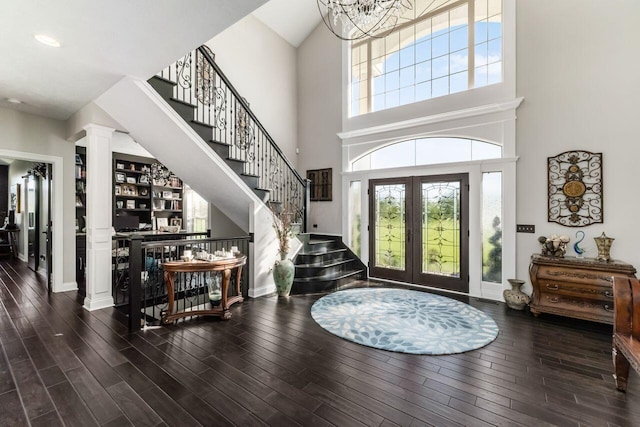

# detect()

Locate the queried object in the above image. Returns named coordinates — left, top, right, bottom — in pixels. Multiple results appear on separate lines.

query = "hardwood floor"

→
left=1, top=258, right=638, bottom=426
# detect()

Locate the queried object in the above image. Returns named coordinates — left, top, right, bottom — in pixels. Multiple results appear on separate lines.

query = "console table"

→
left=161, top=255, right=246, bottom=323
left=529, top=254, right=637, bottom=324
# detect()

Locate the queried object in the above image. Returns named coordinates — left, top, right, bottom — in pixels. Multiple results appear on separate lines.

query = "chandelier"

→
left=317, top=0, right=412, bottom=41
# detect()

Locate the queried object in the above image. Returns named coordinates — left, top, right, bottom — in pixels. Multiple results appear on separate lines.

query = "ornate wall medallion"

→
left=548, top=150, right=603, bottom=226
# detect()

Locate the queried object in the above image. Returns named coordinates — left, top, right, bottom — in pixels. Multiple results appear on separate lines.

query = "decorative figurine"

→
left=593, top=232, right=614, bottom=262
left=538, top=234, right=570, bottom=257
left=573, top=230, right=586, bottom=257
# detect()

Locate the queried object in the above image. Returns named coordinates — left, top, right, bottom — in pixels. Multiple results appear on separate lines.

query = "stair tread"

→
left=241, top=172, right=260, bottom=178
left=298, top=248, right=347, bottom=256
left=226, top=157, right=245, bottom=164
left=308, top=239, right=334, bottom=245
left=295, top=258, right=353, bottom=268
left=191, top=119, right=213, bottom=128
left=149, top=75, right=176, bottom=86
left=293, top=268, right=365, bottom=283
left=169, top=97, right=198, bottom=108
left=210, top=139, right=232, bottom=146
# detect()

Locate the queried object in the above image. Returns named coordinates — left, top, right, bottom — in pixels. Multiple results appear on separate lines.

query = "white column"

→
left=83, top=124, right=115, bottom=311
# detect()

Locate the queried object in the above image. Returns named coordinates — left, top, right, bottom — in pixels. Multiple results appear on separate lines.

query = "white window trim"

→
left=340, top=96, right=522, bottom=301
left=341, top=0, right=516, bottom=134
left=339, top=1, right=518, bottom=301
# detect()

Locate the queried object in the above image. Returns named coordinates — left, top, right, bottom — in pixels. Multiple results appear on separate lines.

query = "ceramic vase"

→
left=503, top=279, right=530, bottom=310
left=594, top=232, right=614, bottom=262
left=273, top=252, right=295, bottom=297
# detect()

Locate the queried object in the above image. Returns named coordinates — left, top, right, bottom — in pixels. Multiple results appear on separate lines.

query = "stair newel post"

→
left=305, top=178, right=311, bottom=233
left=128, top=235, right=144, bottom=332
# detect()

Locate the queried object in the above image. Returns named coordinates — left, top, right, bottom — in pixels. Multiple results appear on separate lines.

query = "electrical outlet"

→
left=516, top=224, right=535, bottom=233
left=313, top=224, right=318, bottom=228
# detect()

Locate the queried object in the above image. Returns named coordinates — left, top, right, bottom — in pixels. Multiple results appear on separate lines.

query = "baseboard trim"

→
left=56, top=281, right=79, bottom=293
left=83, top=295, right=114, bottom=311
left=249, top=284, right=276, bottom=298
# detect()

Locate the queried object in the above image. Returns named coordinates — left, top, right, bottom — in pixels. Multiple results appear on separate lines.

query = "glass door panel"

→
left=421, top=181, right=461, bottom=276
left=413, top=174, right=469, bottom=292
left=368, top=178, right=412, bottom=282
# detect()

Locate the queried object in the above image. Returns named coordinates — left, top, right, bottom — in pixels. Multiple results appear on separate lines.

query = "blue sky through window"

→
left=351, top=1, right=502, bottom=116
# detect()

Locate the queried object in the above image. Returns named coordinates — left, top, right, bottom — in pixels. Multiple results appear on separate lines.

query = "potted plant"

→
left=271, top=203, right=295, bottom=297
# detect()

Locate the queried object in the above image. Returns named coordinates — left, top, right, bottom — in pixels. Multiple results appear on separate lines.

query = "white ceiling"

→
left=0, top=0, right=267, bottom=120
left=253, top=0, right=322, bottom=47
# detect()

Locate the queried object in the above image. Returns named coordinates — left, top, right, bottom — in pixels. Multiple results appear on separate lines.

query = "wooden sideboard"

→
left=529, top=254, right=637, bottom=324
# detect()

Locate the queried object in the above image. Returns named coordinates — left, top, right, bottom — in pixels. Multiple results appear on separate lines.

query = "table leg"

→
left=220, top=268, right=232, bottom=320
left=235, top=265, right=244, bottom=303
left=162, top=271, right=176, bottom=324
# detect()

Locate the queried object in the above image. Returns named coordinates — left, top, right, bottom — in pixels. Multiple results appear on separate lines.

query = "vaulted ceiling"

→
left=0, top=0, right=268, bottom=120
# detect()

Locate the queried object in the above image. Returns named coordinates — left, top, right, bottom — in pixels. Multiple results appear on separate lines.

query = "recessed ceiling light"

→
left=5, top=98, right=22, bottom=104
left=34, top=34, right=61, bottom=47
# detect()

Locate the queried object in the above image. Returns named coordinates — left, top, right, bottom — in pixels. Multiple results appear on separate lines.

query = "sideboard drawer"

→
left=536, top=265, right=614, bottom=287
left=537, top=280, right=613, bottom=301
left=538, top=292, right=614, bottom=320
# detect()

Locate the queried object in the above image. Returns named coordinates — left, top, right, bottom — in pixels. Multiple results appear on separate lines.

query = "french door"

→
left=368, top=174, right=469, bottom=293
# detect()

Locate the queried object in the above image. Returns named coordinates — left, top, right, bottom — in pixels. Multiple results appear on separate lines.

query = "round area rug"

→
left=311, top=288, right=499, bottom=355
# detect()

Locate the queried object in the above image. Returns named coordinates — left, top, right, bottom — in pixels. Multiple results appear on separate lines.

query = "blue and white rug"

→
left=311, top=288, right=499, bottom=355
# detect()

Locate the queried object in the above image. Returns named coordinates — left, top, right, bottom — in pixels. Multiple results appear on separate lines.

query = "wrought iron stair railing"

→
left=155, top=45, right=307, bottom=227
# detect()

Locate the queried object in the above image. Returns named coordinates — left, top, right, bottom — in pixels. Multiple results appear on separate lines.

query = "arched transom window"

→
left=352, top=137, right=502, bottom=171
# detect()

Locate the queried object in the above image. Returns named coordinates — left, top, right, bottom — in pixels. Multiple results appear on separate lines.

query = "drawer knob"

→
left=603, top=290, right=613, bottom=298
left=604, top=304, right=613, bottom=312
left=546, top=284, right=559, bottom=290
left=549, top=297, right=559, bottom=303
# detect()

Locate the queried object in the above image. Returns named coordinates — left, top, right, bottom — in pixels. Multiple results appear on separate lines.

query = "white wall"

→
left=0, top=107, right=75, bottom=288
left=515, top=0, right=640, bottom=289
left=297, top=1, right=640, bottom=294
left=206, top=14, right=299, bottom=165
left=297, top=23, right=343, bottom=233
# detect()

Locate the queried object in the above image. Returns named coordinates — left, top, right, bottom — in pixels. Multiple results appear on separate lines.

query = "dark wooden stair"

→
left=147, top=75, right=268, bottom=203
left=292, top=234, right=367, bottom=294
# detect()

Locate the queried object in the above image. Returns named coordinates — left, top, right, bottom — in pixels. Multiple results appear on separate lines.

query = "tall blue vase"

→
left=273, top=252, right=294, bottom=297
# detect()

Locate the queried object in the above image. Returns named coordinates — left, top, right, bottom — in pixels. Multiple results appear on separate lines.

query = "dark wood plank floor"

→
left=1, top=258, right=638, bottom=427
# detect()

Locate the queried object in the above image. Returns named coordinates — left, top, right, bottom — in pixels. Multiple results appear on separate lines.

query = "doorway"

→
left=24, top=163, right=53, bottom=291
left=368, top=173, right=469, bottom=293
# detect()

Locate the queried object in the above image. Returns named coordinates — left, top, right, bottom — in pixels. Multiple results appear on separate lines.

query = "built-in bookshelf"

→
left=112, top=153, right=183, bottom=230
left=75, top=147, right=87, bottom=295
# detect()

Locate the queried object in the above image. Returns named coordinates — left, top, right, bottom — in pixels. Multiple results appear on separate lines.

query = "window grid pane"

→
left=349, top=0, right=501, bottom=117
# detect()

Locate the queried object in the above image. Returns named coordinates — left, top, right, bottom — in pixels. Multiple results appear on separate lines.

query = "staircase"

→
left=148, top=76, right=271, bottom=203
left=293, top=234, right=367, bottom=294
left=147, top=45, right=307, bottom=226
left=96, top=45, right=368, bottom=296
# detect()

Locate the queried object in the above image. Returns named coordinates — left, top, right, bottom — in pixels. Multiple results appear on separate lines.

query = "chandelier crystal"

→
left=317, top=0, right=412, bottom=41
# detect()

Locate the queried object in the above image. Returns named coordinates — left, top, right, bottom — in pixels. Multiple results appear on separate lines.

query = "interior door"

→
left=26, top=175, right=40, bottom=272
left=369, top=174, right=469, bottom=293
left=45, top=164, right=53, bottom=291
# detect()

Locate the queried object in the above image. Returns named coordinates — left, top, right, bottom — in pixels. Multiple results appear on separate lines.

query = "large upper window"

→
left=352, top=137, right=501, bottom=171
left=350, top=0, right=502, bottom=116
